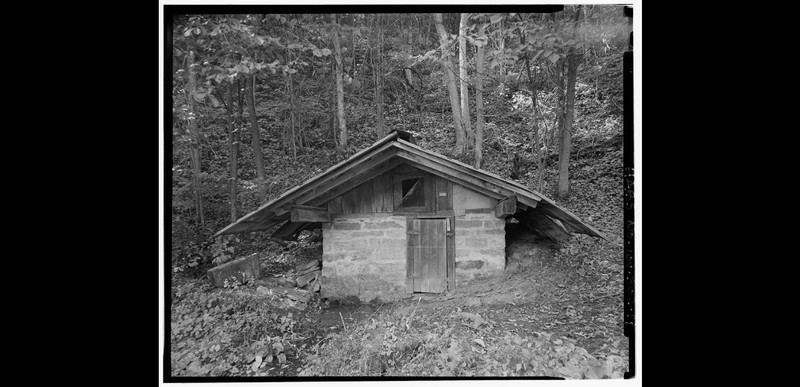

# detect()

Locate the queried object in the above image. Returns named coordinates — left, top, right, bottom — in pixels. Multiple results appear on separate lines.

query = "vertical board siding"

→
left=372, top=177, right=383, bottom=213
left=406, top=218, right=420, bottom=292
left=329, top=196, right=343, bottom=213
left=333, top=176, right=396, bottom=214
left=380, top=174, right=394, bottom=212
left=360, top=181, right=374, bottom=213
left=435, top=176, right=453, bottom=212
left=447, top=216, right=455, bottom=290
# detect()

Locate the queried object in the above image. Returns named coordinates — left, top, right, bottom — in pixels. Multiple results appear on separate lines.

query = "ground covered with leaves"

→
left=296, top=201, right=626, bottom=378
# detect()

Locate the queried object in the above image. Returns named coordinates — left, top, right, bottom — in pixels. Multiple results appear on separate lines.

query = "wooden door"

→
left=407, top=218, right=447, bottom=293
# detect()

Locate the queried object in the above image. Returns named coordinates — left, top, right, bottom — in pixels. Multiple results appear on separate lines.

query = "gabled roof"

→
left=214, top=131, right=607, bottom=242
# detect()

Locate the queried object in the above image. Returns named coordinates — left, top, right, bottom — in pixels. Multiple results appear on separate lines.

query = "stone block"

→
left=486, top=238, right=505, bottom=249
left=323, top=252, right=346, bottom=262
left=466, top=238, right=488, bottom=247
left=296, top=270, right=320, bottom=288
left=207, top=253, right=260, bottom=288
left=483, top=219, right=506, bottom=229
left=364, top=221, right=403, bottom=229
left=350, top=252, right=368, bottom=261
left=456, top=219, right=484, bottom=228
left=333, top=222, right=362, bottom=230
left=379, top=238, right=406, bottom=248
left=356, top=230, right=385, bottom=238
left=479, top=248, right=506, bottom=258
left=285, top=289, right=311, bottom=303
left=455, top=260, right=485, bottom=270
left=383, top=229, right=406, bottom=239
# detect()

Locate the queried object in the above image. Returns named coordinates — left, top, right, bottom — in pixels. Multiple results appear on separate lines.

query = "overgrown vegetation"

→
left=169, top=6, right=629, bottom=379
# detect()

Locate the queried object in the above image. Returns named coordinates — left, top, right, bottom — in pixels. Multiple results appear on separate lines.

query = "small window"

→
left=401, top=177, right=425, bottom=208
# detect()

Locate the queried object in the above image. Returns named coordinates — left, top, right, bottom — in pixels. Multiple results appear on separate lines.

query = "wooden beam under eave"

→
left=495, top=195, right=517, bottom=218
left=272, top=220, right=312, bottom=241
left=290, top=205, right=331, bottom=223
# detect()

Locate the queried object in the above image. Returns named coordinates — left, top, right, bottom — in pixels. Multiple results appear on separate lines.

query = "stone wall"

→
left=454, top=211, right=506, bottom=286
left=320, top=183, right=507, bottom=300
left=452, top=182, right=506, bottom=286
left=320, top=214, right=408, bottom=302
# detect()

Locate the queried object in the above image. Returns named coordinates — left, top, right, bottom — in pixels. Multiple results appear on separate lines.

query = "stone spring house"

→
left=214, top=131, right=606, bottom=302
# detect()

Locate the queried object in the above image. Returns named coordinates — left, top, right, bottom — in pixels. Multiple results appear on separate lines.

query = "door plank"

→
left=406, top=218, right=419, bottom=293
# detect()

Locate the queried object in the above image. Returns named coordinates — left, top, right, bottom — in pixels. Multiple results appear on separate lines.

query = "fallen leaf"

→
left=473, top=338, right=486, bottom=347
left=251, top=356, right=262, bottom=371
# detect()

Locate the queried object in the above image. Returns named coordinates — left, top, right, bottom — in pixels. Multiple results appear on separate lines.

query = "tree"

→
left=474, top=22, right=486, bottom=169
left=244, top=74, right=268, bottom=203
left=556, top=6, right=584, bottom=199
left=215, top=81, right=239, bottom=222
left=458, top=13, right=473, bottom=147
left=184, top=49, right=205, bottom=228
left=434, top=13, right=466, bottom=155
left=332, top=20, right=347, bottom=153
left=371, top=14, right=385, bottom=139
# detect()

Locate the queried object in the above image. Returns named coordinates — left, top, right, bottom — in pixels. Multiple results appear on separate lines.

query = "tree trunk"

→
left=184, top=50, right=205, bottom=228
left=287, top=43, right=297, bottom=161
left=244, top=74, right=267, bottom=203
left=553, top=60, right=565, bottom=149
left=474, top=23, right=485, bottom=169
left=332, top=26, right=347, bottom=152
left=373, top=14, right=385, bottom=139
left=434, top=13, right=466, bottom=155
left=499, top=18, right=506, bottom=77
left=225, top=82, right=239, bottom=223
left=458, top=13, right=472, bottom=148
left=556, top=6, right=583, bottom=199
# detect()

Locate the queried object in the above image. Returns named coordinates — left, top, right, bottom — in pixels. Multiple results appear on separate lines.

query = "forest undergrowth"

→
left=169, top=9, right=629, bottom=378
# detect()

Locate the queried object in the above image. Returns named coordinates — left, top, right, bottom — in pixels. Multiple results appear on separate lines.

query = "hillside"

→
left=169, top=8, right=630, bottom=379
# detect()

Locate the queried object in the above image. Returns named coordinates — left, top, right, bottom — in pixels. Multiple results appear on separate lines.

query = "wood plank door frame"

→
left=406, top=217, right=453, bottom=293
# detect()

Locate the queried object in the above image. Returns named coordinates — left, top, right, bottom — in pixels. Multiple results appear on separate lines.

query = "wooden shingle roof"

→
left=214, top=131, right=607, bottom=242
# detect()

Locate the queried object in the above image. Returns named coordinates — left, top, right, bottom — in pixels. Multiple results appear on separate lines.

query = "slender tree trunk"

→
left=458, top=13, right=472, bottom=148
left=499, top=18, right=506, bottom=77
left=184, top=50, right=205, bottom=228
left=287, top=43, right=297, bottom=161
left=434, top=13, right=466, bottom=155
left=332, top=26, right=347, bottom=152
left=556, top=6, right=583, bottom=199
left=225, top=82, right=239, bottom=223
left=553, top=60, right=565, bottom=148
left=244, top=74, right=267, bottom=203
left=373, top=14, right=385, bottom=139
left=330, top=61, right=338, bottom=146
left=403, top=18, right=414, bottom=91
left=474, top=23, right=485, bottom=169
